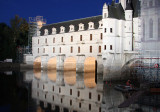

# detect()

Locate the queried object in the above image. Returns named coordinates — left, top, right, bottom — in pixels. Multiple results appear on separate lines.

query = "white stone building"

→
left=25, top=0, right=140, bottom=80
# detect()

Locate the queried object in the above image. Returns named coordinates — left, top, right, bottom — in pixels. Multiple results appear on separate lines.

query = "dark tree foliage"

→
left=0, top=15, right=29, bottom=61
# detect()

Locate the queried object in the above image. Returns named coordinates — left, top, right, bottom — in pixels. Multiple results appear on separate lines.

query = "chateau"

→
left=25, top=0, right=140, bottom=80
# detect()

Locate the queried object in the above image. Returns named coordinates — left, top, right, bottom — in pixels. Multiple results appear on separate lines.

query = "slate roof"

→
left=40, top=15, right=102, bottom=36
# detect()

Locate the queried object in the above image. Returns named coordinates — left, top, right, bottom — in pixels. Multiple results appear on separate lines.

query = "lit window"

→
left=90, top=46, right=92, bottom=53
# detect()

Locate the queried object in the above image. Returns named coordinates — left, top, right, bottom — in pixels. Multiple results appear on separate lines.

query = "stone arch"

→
left=33, top=57, right=41, bottom=69
left=84, top=57, right=97, bottom=88
left=47, top=57, right=57, bottom=70
left=64, top=57, right=76, bottom=71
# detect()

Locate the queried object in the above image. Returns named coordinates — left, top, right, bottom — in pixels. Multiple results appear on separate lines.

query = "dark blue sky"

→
left=0, top=0, right=118, bottom=25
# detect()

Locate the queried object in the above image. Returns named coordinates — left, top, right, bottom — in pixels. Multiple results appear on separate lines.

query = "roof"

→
left=40, top=15, right=102, bottom=36
left=108, top=3, right=125, bottom=20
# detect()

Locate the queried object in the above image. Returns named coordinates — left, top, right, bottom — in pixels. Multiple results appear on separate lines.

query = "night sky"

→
left=0, top=0, right=117, bottom=25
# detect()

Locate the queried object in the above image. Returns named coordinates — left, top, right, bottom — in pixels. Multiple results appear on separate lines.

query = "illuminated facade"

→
left=25, top=0, right=140, bottom=79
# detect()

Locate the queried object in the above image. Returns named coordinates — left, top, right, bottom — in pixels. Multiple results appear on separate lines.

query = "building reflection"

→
left=32, top=69, right=103, bottom=112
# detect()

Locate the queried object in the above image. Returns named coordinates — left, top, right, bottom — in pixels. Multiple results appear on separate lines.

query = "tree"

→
left=10, top=15, right=29, bottom=46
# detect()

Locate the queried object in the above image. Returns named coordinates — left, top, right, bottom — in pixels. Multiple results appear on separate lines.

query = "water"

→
left=0, top=70, right=160, bottom=112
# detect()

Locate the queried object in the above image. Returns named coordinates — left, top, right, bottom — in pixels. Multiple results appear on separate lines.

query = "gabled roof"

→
left=40, top=15, right=102, bottom=36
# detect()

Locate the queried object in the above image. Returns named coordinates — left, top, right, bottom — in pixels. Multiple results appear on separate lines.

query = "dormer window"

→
left=60, top=26, right=65, bottom=33
left=88, top=22, right=94, bottom=30
left=37, top=31, right=41, bottom=36
left=79, top=23, right=84, bottom=31
left=99, top=21, right=103, bottom=29
left=69, top=25, right=74, bottom=32
left=44, top=29, right=48, bottom=35
left=52, top=27, right=56, bottom=34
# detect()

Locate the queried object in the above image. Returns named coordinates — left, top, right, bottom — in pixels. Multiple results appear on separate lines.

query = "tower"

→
left=119, top=0, right=126, bottom=10
left=124, top=0, right=133, bottom=51
left=102, top=3, right=108, bottom=19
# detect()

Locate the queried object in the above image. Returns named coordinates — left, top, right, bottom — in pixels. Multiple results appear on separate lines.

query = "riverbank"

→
left=0, top=62, right=33, bottom=71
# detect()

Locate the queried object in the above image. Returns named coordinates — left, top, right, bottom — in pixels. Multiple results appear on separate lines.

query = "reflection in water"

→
left=47, top=69, right=56, bottom=82
left=84, top=72, right=96, bottom=88
left=47, top=57, right=56, bottom=70
left=34, top=57, right=41, bottom=69
left=64, top=71, right=76, bottom=85
left=33, top=68, right=41, bottom=79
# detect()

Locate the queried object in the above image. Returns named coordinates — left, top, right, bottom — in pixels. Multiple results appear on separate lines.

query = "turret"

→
left=102, top=3, right=108, bottom=19
left=124, top=0, right=133, bottom=51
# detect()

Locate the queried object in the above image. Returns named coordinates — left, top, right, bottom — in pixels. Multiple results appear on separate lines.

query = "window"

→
left=89, top=104, right=91, bottom=111
left=37, top=92, right=39, bottom=97
left=78, top=47, right=80, bottom=53
left=53, top=86, right=54, bottom=91
left=59, top=47, right=61, bottom=53
left=43, top=48, right=45, bottom=53
left=77, top=91, right=80, bottom=97
left=104, top=28, right=106, bottom=33
left=99, top=46, right=101, bottom=53
left=99, top=107, right=101, bottom=112
left=61, top=37, right=63, bottom=42
left=149, top=19, right=153, bottom=38
left=110, top=28, right=112, bottom=33
left=98, top=94, right=100, bottom=101
left=70, top=100, right=72, bottom=106
left=110, top=45, right=112, bottom=50
left=89, top=92, right=92, bottom=99
left=53, top=38, right=55, bottom=43
left=53, top=47, right=55, bottom=53
left=71, top=47, right=73, bottom=53
left=70, top=89, right=72, bottom=95
left=59, top=87, right=61, bottom=93
left=61, top=98, right=63, bottom=103
left=71, top=36, right=73, bottom=42
left=104, top=45, right=106, bottom=50
left=38, top=48, right=39, bottom=53
left=90, top=46, right=92, bottom=53
left=80, top=35, right=82, bottom=41
left=38, top=39, right=39, bottom=44
left=90, top=34, right=92, bottom=41
left=45, top=94, right=46, bottom=99
left=79, top=103, right=81, bottom=108
left=100, top=33, right=103, bottom=40
left=43, top=85, right=45, bottom=89
left=52, top=95, right=54, bottom=101
left=45, top=38, right=47, bottom=43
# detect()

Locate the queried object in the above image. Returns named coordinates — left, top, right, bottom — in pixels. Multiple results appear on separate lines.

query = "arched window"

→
left=158, top=18, right=160, bottom=38
left=149, top=19, right=153, bottom=38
